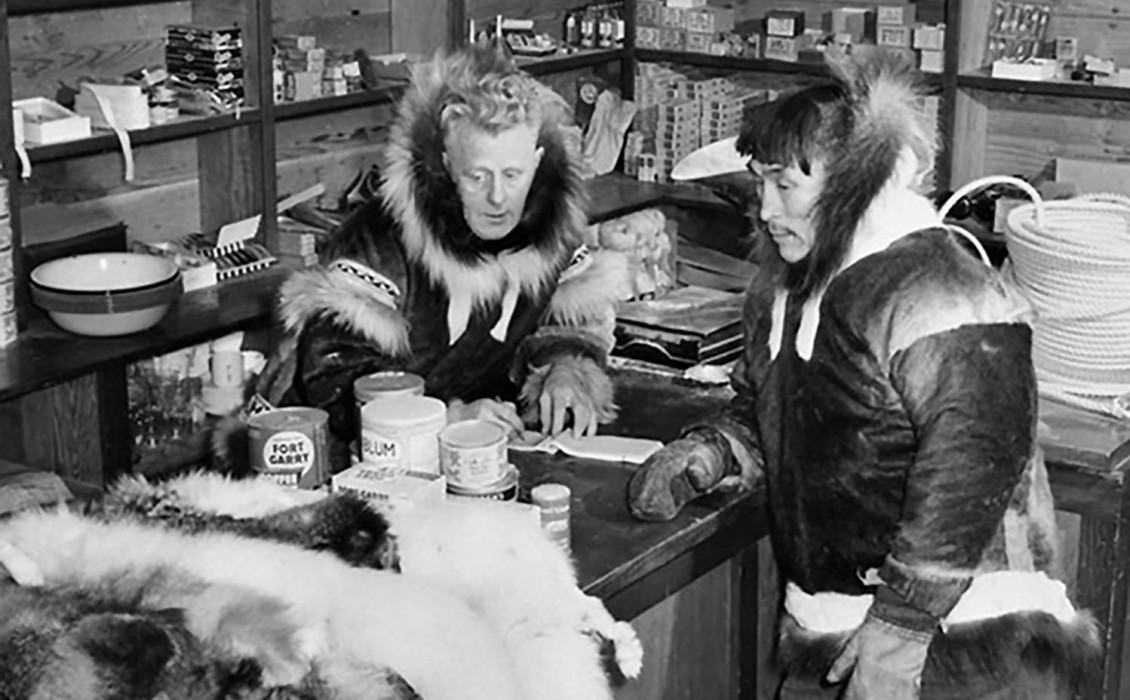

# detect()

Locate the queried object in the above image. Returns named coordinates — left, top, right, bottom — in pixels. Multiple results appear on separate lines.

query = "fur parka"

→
left=227, top=49, right=627, bottom=473
left=672, top=53, right=1102, bottom=695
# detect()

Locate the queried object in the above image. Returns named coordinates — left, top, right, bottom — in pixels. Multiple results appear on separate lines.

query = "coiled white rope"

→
left=942, top=176, right=1130, bottom=420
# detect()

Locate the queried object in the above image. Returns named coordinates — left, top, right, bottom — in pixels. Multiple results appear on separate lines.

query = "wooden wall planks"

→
left=272, top=3, right=392, bottom=57
left=8, top=5, right=191, bottom=101
left=971, top=90, right=1130, bottom=183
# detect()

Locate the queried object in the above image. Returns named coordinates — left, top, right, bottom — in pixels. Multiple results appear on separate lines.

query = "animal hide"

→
left=0, top=472, right=641, bottom=700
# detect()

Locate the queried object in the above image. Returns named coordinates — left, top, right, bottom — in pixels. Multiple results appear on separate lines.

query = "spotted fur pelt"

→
left=0, top=472, right=642, bottom=700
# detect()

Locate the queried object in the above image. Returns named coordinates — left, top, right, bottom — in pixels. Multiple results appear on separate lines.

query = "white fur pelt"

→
left=1, top=472, right=642, bottom=700
left=0, top=506, right=521, bottom=700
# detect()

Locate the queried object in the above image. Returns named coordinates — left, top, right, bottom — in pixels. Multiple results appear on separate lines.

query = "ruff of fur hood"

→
left=379, top=50, right=587, bottom=301
left=275, top=51, right=595, bottom=347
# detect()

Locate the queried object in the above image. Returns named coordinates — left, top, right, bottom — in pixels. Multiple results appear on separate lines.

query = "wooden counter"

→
left=508, top=368, right=765, bottom=699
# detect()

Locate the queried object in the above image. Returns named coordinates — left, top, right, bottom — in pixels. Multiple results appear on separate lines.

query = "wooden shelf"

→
left=26, top=109, right=263, bottom=164
left=8, top=0, right=175, bottom=15
left=0, top=266, right=287, bottom=403
left=635, top=48, right=830, bottom=77
left=274, top=83, right=408, bottom=121
left=636, top=49, right=945, bottom=91
left=957, top=73, right=1130, bottom=103
left=516, top=48, right=627, bottom=76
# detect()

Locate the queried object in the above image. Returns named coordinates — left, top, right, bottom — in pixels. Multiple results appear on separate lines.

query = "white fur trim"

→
left=113, top=472, right=327, bottom=520
left=785, top=571, right=1079, bottom=635
left=546, top=248, right=630, bottom=327
left=279, top=266, right=411, bottom=355
left=490, top=265, right=522, bottom=342
left=770, top=190, right=989, bottom=363
left=769, top=289, right=787, bottom=361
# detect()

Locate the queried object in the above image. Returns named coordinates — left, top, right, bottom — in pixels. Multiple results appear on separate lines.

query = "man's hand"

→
left=537, top=363, right=599, bottom=438
left=627, top=435, right=726, bottom=521
left=447, top=398, right=525, bottom=438
left=826, top=611, right=933, bottom=700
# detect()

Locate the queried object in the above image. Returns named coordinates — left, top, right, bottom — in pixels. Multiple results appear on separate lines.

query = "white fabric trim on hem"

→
left=785, top=571, right=1078, bottom=634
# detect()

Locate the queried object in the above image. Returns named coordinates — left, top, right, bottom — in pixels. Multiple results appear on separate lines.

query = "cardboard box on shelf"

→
left=877, top=4, right=916, bottom=26
left=765, top=9, right=804, bottom=37
left=919, top=49, right=945, bottom=73
left=1055, top=157, right=1130, bottom=197
left=763, top=35, right=799, bottom=62
left=990, top=57, right=1057, bottom=81
left=12, top=97, right=92, bottom=145
left=878, top=24, right=913, bottom=48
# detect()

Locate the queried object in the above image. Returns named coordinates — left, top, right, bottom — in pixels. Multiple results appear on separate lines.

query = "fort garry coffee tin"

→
left=248, top=407, right=329, bottom=489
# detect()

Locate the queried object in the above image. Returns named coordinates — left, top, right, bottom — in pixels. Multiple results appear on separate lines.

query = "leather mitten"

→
left=826, top=586, right=938, bottom=700
left=627, top=429, right=729, bottom=522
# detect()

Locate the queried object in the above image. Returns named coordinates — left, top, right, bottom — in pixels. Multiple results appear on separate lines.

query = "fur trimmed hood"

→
left=379, top=48, right=589, bottom=304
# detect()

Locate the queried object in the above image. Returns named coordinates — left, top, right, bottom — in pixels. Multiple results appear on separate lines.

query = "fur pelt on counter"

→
left=0, top=473, right=642, bottom=700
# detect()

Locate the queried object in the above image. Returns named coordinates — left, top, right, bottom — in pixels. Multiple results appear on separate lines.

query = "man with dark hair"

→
left=627, top=53, right=1099, bottom=699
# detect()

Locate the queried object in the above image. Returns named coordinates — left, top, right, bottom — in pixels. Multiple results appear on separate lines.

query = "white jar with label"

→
left=360, top=395, right=447, bottom=477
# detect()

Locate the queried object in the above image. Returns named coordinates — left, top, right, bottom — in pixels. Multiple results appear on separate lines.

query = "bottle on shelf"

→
left=580, top=7, right=596, bottom=49
left=598, top=5, right=614, bottom=49
left=564, top=10, right=579, bottom=48
left=613, top=2, right=626, bottom=47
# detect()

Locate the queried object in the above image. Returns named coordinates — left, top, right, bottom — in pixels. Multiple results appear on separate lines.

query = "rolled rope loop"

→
left=996, top=181, right=1130, bottom=419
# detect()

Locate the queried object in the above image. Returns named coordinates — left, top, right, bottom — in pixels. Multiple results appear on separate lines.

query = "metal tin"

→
left=439, top=419, right=508, bottom=488
left=355, top=371, right=425, bottom=404
left=353, top=371, right=425, bottom=453
left=446, top=463, right=519, bottom=501
left=248, top=406, right=329, bottom=489
left=359, top=395, right=447, bottom=476
left=531, top=482, right=572, bottom=554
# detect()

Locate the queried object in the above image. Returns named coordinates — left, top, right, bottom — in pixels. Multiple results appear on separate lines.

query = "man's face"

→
left=444, top=122, right=544, bottom=241
left=751, top=159, right=825, bottom=263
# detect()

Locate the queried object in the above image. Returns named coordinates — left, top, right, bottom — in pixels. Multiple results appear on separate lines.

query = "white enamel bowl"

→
left=30, top=252, right=184, bottom=336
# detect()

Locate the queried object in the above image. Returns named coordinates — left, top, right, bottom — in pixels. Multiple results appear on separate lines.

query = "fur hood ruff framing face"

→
left=274, top=48, right=625, bottom=356
left=379, top=49, right=588, bottom=302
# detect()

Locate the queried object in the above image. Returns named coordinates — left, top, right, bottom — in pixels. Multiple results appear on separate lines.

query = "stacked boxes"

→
left=273, top=36, right=363, bottom=103
left=0, top=173, right=15, bottom=348
left=276, top=217, right=322, bottom=270
left=628, top=64, right=776, bottom=182
left=873, top=5, right=917, bottom=64
left=275, top=35, right=325, bottom=102
left=635, top=0, right=735, bottom=55
left=914, top=23, right=946, bottom=73
left=165, top=25, right=244, bottom=114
